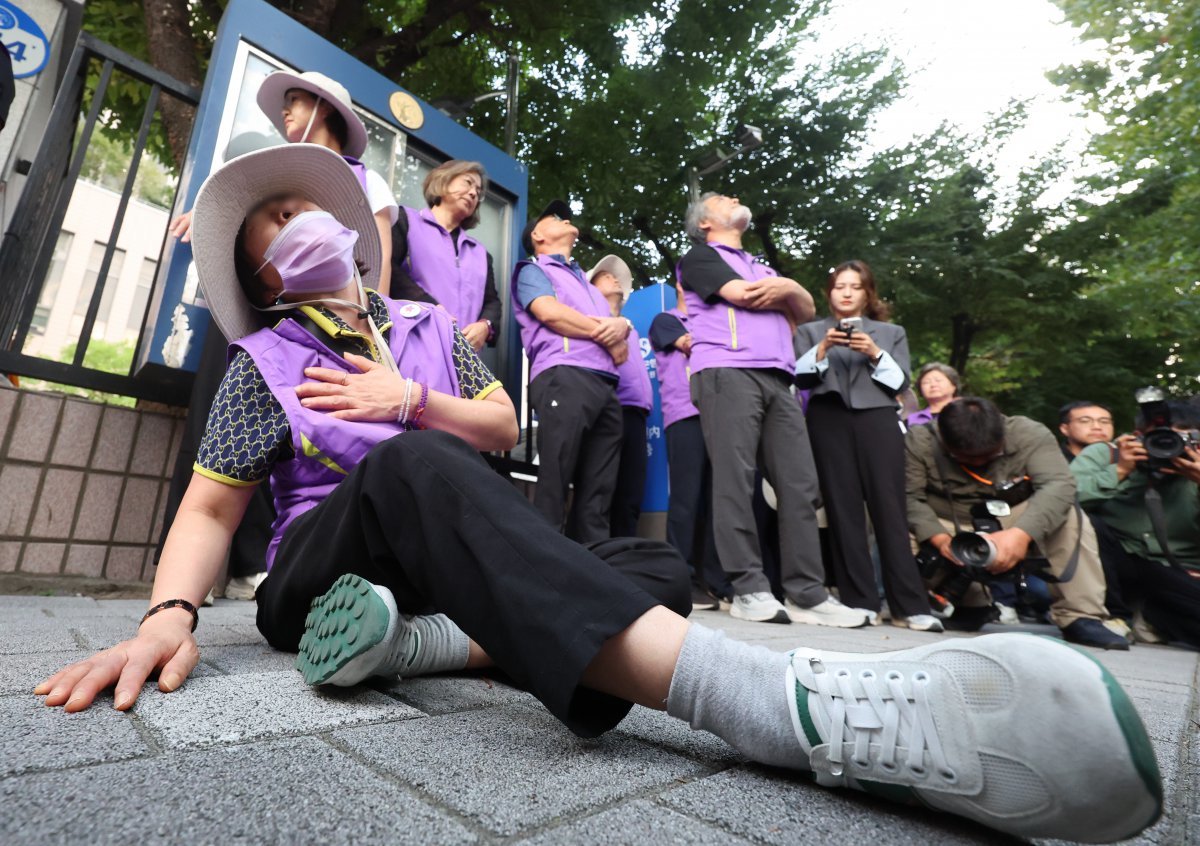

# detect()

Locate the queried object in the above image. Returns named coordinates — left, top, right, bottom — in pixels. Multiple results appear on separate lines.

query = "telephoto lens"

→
left=951, top=531, right=997, bottom=572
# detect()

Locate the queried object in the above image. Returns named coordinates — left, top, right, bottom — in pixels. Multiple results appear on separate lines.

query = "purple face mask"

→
left=257, top=210, right=359, bottom=295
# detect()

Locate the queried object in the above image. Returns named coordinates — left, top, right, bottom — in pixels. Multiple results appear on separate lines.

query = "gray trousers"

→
left=691, top=367, right=828, bottom=604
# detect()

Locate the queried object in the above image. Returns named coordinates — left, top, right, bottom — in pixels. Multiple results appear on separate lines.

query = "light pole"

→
left=686, top=123, right=764, bottom=203
left=432, top=53, right=520, bottom=157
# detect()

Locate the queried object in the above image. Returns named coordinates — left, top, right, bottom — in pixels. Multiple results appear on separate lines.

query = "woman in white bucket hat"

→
left=158, top=70, right=400, bottom=603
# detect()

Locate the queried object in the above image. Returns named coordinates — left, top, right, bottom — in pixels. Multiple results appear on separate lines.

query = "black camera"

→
left=1135, top=386, right=1197, bottom=473
left=917, top=501, right=1053, bottom=629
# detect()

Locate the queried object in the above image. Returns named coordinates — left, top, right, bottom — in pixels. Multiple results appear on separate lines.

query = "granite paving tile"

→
left=90, top=406, right=137, bottom=472
left=18, top=542, right=65, bottom=575
left=128, top=413, right=174, bottom=477
left=613, top=705, right=742, bottom=767
left=334, top=704, right=711, bottom=837
left=72, top=618, right=267, bottom=650
left=198, top=643, right=299, bottom=675
left=49, top=399, right=102, bottom=467
left=72, top=473, right=122, bottom=541
left=0, top=541, right=19, bottom=571
left=7, top=393, right=62, bottom=462
left=0, top=464, right=41, bottom=535
left=112, top=477, right=160, bottom=543
left=28, top=468, right=84, bottom=537
left=376, top=672, right=539, bottom=714
left=63, top=543, right=109, bottom=578
left=0, top=385, right=16, bottom=445
left=0, top=692, right=149, bottom=777
left=133, top=670, right=421, bottom=749
left=0, top=736, right=478, bottom=845
left=515, top=799, right=753, bottom=845
left=661, top=766, right=1003, bottom=845
left=0, top=617, right=82, bottom=654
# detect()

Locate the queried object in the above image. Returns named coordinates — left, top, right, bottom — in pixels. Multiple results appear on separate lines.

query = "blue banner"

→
left=622, top=283, right=678, bottom=513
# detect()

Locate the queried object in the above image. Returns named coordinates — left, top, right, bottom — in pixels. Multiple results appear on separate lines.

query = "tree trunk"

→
left=290, top=0, right=339, bottom=39
left=143, top=0, right=201, bottom=168
left=949, top=312, right=976, bottom=376
left=752, top=210, right=784, bottom=275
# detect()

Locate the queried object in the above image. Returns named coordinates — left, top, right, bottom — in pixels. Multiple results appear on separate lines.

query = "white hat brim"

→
left=191, top=143, right=381, bottom=342
left=256, top=70, right=369, bottom=159
left=587, top=254, right=634, bottom=299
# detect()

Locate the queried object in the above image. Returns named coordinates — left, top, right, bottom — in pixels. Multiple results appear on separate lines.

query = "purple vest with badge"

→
left=653, top=309, right=700, bottom=429
left=233, top=298, right=461, bottom=569
left=682, top=243, right=795, bottom=374
left=512, top=254, right=618, bottom=382
left=615, top=326, right=653, bottom=411
left=403, top=206, right=488, bottom=326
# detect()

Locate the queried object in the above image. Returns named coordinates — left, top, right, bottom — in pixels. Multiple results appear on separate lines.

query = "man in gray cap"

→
left=512, top=202, right=632, bottom=541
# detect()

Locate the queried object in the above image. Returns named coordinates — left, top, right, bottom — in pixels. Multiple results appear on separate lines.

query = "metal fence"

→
left=0, top=34, right=200, bottom=406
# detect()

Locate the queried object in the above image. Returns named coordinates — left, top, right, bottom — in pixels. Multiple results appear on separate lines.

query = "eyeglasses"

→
left=1071, top=416, right=1113, bottom=426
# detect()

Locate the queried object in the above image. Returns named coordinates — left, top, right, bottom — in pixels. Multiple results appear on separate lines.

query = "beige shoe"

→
left=225, top=572, right=268, bottom=601
left=1131, top=610, right=1166, bottom=644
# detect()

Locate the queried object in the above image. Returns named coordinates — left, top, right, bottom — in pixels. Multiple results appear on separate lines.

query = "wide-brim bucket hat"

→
left=191, top=143, right=381, bottom=342
left=256, top=70, right=369, bottom=159
left=586, top=254, right=634, bottom=300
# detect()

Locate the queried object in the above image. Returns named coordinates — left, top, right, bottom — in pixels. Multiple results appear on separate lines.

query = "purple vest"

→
left=653, top=309, right=700, bottom=429
left=615, top=326, right=653, bottom=411
left=682, top=243, right=795, bottom=374
left=512, top=254, right=618, bottom=381
left=233, top=298, right=461, bottom=569
left=403, top=207, right=488, bottom=325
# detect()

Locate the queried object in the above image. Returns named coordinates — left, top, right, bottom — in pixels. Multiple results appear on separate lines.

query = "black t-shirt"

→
left=677, top=243, right=742, bottom=304
left=649, top=312, right=688, bottom=352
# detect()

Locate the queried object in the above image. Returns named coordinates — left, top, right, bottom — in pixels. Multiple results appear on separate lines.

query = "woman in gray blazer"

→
left=795, top=260, right=939, bottom=631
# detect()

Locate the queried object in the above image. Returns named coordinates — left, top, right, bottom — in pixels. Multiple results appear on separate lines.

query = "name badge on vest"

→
left=399, top=303, right=422, bottom=319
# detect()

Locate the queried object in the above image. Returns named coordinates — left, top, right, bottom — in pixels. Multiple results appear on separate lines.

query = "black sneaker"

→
left=690, top=586, right=720, bottom=612
left=1061, top=618, right=1132, bottom=651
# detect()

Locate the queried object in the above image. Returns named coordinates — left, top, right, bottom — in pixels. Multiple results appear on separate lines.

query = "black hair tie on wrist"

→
left=140, top=598, right=199, bottom=632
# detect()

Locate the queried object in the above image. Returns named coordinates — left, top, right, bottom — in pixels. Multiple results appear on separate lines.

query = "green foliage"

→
left=1050, top=0, right=1200, bottom=398
left=30, top=339, right=139, bottom=407
left=76, top=129, right=178, bottom=208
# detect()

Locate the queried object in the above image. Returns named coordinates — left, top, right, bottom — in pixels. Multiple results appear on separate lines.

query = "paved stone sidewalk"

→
left=2, top=595, right=1196, bottom=845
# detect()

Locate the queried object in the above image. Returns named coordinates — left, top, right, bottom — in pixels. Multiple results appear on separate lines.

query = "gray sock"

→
left=666, top=624, right=809, bottom=771
left=396, top=613, right=470, bottom=678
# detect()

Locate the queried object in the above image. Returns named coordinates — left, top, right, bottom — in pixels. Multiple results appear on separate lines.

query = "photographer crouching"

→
left=1071, top=390, right=1200, bottom=648
left=906, top=397, right=1130, bottom=649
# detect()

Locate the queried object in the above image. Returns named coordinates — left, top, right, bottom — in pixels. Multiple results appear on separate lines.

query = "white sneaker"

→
left=892, top=614, right=945, bottom=633
left=224, top=572, right=267, bottom=601
left=785, top=596, right=869, bottom=628
left=784, top=634, right=1162, bottom=841
left=995, top=604, right=1020, bottom=625
left=729, top=592, right=790, bottom=624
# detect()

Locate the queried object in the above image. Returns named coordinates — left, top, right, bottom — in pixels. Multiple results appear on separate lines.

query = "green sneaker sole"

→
left=295, top=574, right=390, bottom=685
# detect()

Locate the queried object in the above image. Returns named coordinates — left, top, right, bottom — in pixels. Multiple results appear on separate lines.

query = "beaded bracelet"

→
left=411, top=382, right=430, bottom=429
left=140, top=598, right=199, bottom=632
left=397, top=377, right=414, bottom=425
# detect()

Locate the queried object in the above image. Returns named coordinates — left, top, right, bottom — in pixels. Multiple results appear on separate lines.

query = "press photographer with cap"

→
left=906, top=396, right=1129, bottom=649
left=512, top=201, right=631, bottom=541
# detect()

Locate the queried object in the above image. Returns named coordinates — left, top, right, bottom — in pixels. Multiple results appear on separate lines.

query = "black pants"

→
left=530, top=366, right=623, bottom=543
left=1089, top=512, right=1134, bottom=620
left=665, top=417, right=731, bottom=599
left=609, top=406, right=649, bottom=538
left=1108, top=545, right=1200, bottom=648
left=806, top=396, right=929, bottom=617
left=256, top=430, right=691, bottom=738
left=157, top=326, right=275, bottom=577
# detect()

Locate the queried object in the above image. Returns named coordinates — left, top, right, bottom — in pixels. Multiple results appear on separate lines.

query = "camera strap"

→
left=1143, top=481, right=1188, bottom=572
left=931, top=448, right=965, bottom=535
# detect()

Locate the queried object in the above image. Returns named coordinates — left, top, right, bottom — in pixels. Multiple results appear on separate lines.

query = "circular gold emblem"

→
left=389, top=91, right=424, bottom=130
